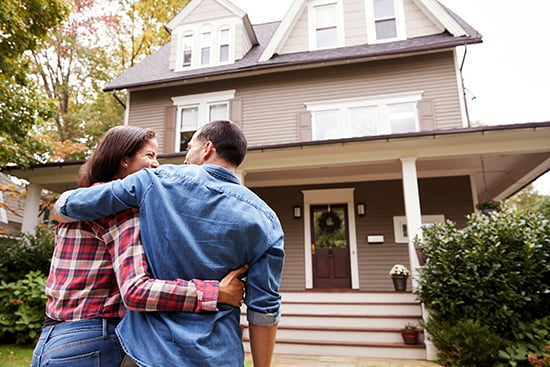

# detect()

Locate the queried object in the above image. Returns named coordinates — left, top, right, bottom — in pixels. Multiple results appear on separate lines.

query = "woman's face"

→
left=122, top=138, right=159, bottom=178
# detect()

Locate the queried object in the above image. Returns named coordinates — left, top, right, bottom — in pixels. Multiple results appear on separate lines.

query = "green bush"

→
left=499, top=316, right=550, bottom=367
left=415, top=206, right=550, bottom=366
left=0, top=225, right=54, bottom=283
left=0, top=270, right=47, bottom=344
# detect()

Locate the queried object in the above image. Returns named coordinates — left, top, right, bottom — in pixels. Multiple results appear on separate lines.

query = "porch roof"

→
left=3, top=122, right=549, bottom=205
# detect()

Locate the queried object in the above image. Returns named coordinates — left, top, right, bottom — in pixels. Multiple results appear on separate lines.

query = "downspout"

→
left=459, top=45, right=471, bottom=127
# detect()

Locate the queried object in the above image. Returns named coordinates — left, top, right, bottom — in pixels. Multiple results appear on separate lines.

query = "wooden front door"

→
left=311, top=204, right=351, bottom=288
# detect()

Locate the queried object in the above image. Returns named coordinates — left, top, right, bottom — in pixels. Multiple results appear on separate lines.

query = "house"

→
left=0, top=173, right=26, bottom=235
left=4, top=0, right=550, bottom=360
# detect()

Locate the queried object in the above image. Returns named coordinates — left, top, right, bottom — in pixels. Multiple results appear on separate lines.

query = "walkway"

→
left=246, top=354, right=441, bottom=367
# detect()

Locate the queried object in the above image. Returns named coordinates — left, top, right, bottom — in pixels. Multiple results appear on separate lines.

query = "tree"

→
left=509, top=185, right=550, bottom=220
left=0, top=0, right=69, bottom=168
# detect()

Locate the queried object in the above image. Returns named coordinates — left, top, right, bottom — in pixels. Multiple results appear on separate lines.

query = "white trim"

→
left=166, top=0, right=246, bottom=32
left=302, top=188, right=359, bottom=289
left=305, top=91, right=423, bottom=111
left=393, top=214, right=445, bottom=243
left=171, top=90, right=236, bottom=152
left=0, top=191, right=8, bottom=224
left=259, top=0, right=307, bottom=62
left=411, top=0, right=468, bottom=37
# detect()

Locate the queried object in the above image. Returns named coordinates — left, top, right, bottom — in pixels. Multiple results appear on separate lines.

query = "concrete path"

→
left=246, top=353, right=441, bottom=367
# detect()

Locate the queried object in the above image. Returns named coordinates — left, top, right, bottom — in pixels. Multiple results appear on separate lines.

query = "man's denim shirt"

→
left=56, top=164, right=284, bottom=367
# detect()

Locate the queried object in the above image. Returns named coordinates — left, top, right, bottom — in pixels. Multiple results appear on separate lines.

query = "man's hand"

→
left=218, top=264, right=248, bottom=307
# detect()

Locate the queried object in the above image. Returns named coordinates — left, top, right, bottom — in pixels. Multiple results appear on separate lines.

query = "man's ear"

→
left=202, top=141, right=215, bottom=160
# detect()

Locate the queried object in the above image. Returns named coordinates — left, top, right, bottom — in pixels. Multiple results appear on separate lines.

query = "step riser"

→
left=244, top=342, right=427, bottom=360
left=243, top=329, right=424, bottom=344
left=281, top=304, right=420, bottom=315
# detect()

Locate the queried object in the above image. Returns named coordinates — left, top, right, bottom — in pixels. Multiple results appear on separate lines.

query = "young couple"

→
left=33, top=120, right=284, bottom=367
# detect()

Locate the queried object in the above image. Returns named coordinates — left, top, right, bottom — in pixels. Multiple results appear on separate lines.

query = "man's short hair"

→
left=197, top=120, right=248, bottom=167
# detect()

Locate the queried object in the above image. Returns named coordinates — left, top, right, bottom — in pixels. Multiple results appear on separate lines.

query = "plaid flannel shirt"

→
left=46, top=208, right=218, bottom=321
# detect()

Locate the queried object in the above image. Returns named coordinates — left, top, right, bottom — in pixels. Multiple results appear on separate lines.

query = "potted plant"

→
left=389, top=264, right=410, bottom=292
left=401, top=322, right=419, bottom=345
left=476, top=199, right=501, bottom=215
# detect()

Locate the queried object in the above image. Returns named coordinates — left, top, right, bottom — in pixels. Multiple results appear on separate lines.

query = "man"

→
left=54, top=120, right=284, bottom=367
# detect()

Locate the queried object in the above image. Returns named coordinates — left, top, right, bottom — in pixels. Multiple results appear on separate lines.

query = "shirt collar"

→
left=202, top=164, right=240, bottom=185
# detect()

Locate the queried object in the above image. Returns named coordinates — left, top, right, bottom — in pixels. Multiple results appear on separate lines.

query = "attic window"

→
left=309, top=0, right=343, bottom=50
left=175, top=22, right=234, bottom=70
left=366, top=0, right=406, bottom=43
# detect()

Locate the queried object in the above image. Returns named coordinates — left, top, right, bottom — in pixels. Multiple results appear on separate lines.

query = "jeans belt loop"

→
left=102, top=318, right=108, bottom=339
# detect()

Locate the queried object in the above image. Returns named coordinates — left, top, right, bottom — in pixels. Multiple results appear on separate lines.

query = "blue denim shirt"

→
left=56, top=164, right=284, bottom=367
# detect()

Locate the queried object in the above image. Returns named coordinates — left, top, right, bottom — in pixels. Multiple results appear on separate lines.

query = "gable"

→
left=260, top=0, right=468, bottom=61
left=170, top=0, right=236, bottom=28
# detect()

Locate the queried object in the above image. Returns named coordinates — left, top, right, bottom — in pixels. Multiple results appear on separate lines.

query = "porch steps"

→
left=241, top=292, right=426, bottom=360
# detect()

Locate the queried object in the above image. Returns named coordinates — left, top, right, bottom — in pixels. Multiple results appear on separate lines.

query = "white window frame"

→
left=305, top=91, right=423, bottom=140
left=308, top=0, right=345, bottom=50
left=172, top=90, right=236, bottom=152
left=174, top=20, right=235, bottom=71
left=181, top=32, right=194, bottom=67
left=393, top=214, right=445, bottom=243
left=365, top=0, right=406, bottom=43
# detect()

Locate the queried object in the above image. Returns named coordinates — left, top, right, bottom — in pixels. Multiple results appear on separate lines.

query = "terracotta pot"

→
left=391, top=276, right=407, bottom=292
left=401, top=329, right=419, bottom=345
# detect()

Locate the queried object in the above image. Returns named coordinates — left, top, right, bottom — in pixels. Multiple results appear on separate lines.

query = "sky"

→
left=230, top=0, right=550, bottom=195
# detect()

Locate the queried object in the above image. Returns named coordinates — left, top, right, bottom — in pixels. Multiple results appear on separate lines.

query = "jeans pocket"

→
left=46, top=351, right=100, bottom=366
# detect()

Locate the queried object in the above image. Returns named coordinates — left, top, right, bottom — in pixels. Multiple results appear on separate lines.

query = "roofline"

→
left=4, top=122, right=548, bottom=173
left=247, top=121, right=550, bottom=152
left=103, top=36, right=482, bottom=92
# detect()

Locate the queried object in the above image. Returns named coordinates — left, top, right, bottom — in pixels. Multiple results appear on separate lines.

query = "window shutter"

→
left=164, top=105, right=177, bottom=153
left=418, top=99, right=435, bottom=131
left=230, top=98, right=243, bottom=128
left=298, top=112, right=312, bottom=141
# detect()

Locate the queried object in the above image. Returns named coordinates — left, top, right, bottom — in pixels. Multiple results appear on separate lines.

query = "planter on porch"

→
left=401, top=329, right=419, bottom=345
left=391, top=276, right=407, bottom=292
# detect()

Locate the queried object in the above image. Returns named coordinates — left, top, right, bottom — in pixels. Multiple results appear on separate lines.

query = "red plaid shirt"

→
left=46, top=208, right=218, bottom=321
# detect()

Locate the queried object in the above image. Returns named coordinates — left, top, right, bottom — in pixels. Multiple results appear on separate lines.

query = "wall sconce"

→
left=356, top=203, right=366, bottom=216
left=293, top=205, right=302, bottom=219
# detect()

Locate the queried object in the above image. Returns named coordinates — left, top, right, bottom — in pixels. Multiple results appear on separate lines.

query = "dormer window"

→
left=175, top=22, right=235, bottom=70
left=309, top=0, right=344, bottom=50
left=366, top=0, right=406, bottom=43
left=182, top=33, right=193, bottom=67
left=200, top=29, right=211, bottom=65
left=219, top=27, right=230, bottom=62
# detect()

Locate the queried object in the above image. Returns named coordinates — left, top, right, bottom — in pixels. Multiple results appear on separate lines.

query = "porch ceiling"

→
left=3, top=124, right=549, bottom=203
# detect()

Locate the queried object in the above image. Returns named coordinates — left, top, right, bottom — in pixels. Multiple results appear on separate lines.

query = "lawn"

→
left=0, top=344, right=255, bottom=366
left=0, top=344, right=34, bottom=367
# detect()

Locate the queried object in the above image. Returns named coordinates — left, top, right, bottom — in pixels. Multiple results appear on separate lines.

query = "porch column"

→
left=400, top=157, right=422, bottom=289
left=21, top=183, right=42, bottom=235
left=235, top=169, right=246, bottom=185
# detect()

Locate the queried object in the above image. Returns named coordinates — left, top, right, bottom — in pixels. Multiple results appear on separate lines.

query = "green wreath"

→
left=318, top=211, right=341, bottom=233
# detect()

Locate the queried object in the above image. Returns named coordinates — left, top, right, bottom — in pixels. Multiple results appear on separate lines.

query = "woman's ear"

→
left=121, top=159, right=129, bottom=168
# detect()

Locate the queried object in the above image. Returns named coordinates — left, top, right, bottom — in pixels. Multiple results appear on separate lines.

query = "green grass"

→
left=0, top=344, right=34, bottom=367
left=0, top=344, right=257, bottom=366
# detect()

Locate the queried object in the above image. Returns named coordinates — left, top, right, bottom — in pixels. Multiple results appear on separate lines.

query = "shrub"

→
left=416, top=206, right=550, bottom=365
left=0, top=270, right=47, bottom=344
left=0, top=225, right=54, bottom=283
left=499, top=316, right=550, bottom=367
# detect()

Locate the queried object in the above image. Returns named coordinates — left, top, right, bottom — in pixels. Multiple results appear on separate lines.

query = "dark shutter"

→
left=164, top=105, right=177, bottom=153
left=418, top=99, right=435, bottom=131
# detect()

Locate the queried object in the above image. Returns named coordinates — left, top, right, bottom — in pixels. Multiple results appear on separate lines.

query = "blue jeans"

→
left=31, top=318, right=124, bottom=367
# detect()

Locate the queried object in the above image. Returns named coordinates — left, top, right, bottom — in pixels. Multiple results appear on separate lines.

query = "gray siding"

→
left=253, top=176, right=473, bottom=292
left=184, top=0, right=232, bottom=24
left=128, top=52, right=461, bottom=149
left=404, top=0, right=443, bottom=37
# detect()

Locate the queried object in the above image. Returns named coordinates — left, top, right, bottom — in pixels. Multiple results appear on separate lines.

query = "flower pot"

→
left=391, top=276, right=407, bottom=292
left=401, top=330, right=419, bottom=345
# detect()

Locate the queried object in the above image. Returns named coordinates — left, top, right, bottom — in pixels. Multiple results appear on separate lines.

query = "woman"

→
left=32, top=126, right=245, bottom=366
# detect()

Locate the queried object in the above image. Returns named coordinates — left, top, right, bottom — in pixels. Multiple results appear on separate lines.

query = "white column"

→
left=21, top=184, right=42, bottom=234
left=400, top=157, right=422, bottom=288
left=235, top=169, right=246, bottom=185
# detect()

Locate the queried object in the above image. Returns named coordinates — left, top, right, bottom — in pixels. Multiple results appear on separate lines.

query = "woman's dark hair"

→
left=78, top=126, right=156, bottom=187
left=196, top=120, right=247, bottom=167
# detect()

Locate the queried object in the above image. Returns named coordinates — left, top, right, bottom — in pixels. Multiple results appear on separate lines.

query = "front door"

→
left=311, top=204, right=351, bottom=288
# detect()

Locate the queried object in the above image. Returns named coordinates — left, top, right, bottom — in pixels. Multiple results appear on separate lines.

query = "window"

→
left=219, top=27, right=230, bottom=62
left=176, top=22, right=234, bottom=69
left=393, top=215, right=445, bottom=243
left=309, top=0, right=343, bottom=50
left=200, top=31, right=211, bottom=65
left=306, top=92, right=422, bottom=140
left=182, top=33, right=193, bottom=67
left=315, top=3, right=337, bottom=49
left=172, top=90, right=235, bottom=152
left=366, top=0, right=405, bottom=43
